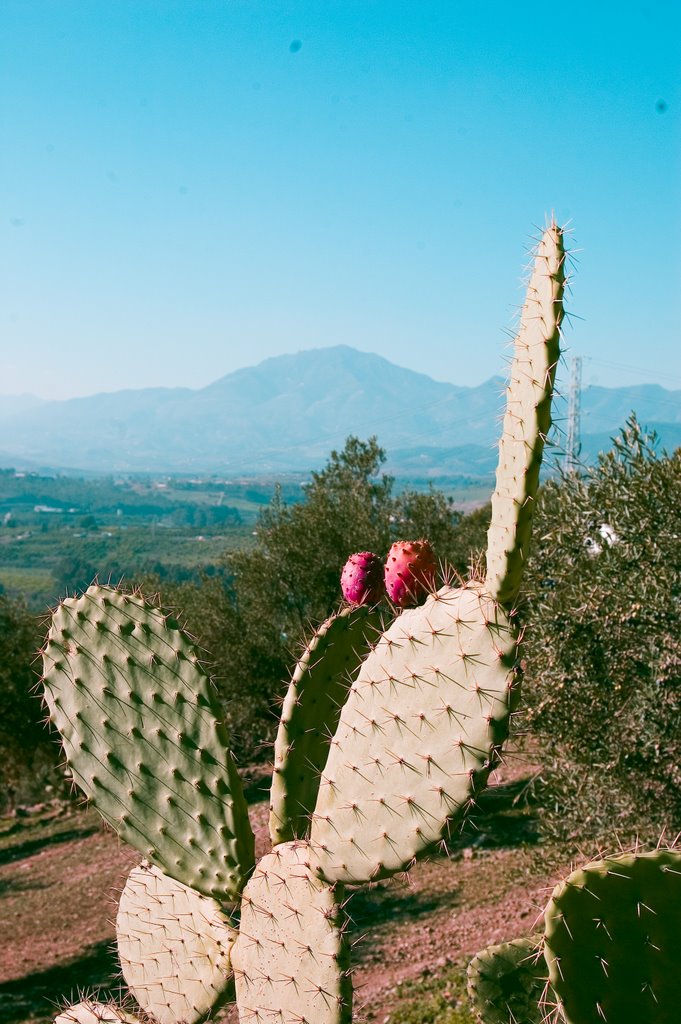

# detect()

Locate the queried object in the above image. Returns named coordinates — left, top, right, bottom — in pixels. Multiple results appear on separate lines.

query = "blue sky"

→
left=2, top=0, right=680, bottom=400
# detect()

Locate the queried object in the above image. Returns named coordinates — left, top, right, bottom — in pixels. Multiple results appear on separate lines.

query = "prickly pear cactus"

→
left=41, top=586, right=254, bottom=899
left=116, top=862, right=238, bottom=1024
left=485, top=222, right=565, bottom=610
left=231, top=841, right=352, bottom=1024
left=54, top=1003, right=139, bottom=1024
left=41, top=221, right=566, bottom=1024
left=467, top=935, right=547, bottom=1024
left=306, top=224, right=564, bottom=885
left=269, top=606, right=382, bottom=845
left=309, top=582, right=518, bottom=883
left=543, top=849, right=681, bottom=1024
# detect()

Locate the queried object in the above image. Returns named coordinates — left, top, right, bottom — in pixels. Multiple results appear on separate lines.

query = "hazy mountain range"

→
left=1, top=346, right=679, bottom=476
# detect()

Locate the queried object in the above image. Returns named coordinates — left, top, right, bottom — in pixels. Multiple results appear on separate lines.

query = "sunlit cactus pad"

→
left=270, top=605, right=382, bottom=845
left=116, top=862, right=238, bottom=1024
left=310, top=582, right=518, bottom=884
left=231, top=841, right=352, bottom=1024
left=54, top=1002, right=138, bottom=1024
left=467, top=935, right=546, bottom=1024
left=543, top=849, right=681, bottom=1024
left=41, top=585, right=254, bottom=899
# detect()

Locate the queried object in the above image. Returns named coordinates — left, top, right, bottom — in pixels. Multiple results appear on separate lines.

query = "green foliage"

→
left=163, top=437, right=468, bottom=761
left=0, top=594, right=56, bottom=807
left=163, top=572, right=289, bottom=763
left=230, top=436, right=395, bottom=632
left=523, top=416, right=681, bottom=840
left=448, top=503, right=491, bottom=578
left=389, top=963, right=476, bottom=1024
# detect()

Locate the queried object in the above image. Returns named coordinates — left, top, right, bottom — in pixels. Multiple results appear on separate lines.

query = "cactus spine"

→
left=41, top=221, right=564, bottom=1024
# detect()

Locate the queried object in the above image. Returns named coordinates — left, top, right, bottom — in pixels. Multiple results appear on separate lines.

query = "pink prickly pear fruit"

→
left=341, top=551, right=385, bottom=606
left=384, top=539, right=437, bottom=607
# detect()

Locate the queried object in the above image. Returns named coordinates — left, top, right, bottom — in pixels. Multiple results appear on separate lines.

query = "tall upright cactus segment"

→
left=270, top=606, right=382, bottom=845
left=543, top=850, right=681, bottom=1024
left=485, top=223, right=565, bottom=609
left=308, top=228, right=565, bottom=885
left=41, top=586, right=254, bottom=900
left=232, top=841, right=352, bottom=1024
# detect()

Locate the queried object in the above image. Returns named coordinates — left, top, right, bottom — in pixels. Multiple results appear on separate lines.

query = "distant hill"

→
left=1, top=346, right=679, bottom=475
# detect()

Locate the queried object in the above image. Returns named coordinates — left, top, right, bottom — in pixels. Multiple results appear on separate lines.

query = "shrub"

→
left=159, top=437, right=479, bottom=763
left=522, top=417, right=681, bottom=840
left=0, top=595, right=58, bottom=809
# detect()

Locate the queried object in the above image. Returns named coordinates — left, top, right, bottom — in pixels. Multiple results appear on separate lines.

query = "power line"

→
left=565, top=356, right=582, bottom=475
left=583, top=356, right=681, bottom=387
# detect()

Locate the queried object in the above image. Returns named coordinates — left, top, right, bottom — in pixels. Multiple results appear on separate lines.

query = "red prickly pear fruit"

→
left=341, top=551, right=385, bottom=606
left=384, top=539, right=437, bottom=607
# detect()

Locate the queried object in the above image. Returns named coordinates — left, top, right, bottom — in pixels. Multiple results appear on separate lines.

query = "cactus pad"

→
left=54, top=1003, right=138, bottom=1024
left=41, top=585, right=254, bottom=900
left=485, top=223, right=565, bottom=609
left=270, top=606, right=381, bottom=845
left=231, top=841, right=352, bottom=1024
left=116, top=862, right=238, bottom=1024
left=467, top=935, right=546, bottom=1024
left=543, top=849, right=681, bottom=1024
left=309, top=582, right=518, bottom=884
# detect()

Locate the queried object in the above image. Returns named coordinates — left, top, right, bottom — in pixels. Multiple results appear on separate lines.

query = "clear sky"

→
left=2, top=0, right=680, bottom=401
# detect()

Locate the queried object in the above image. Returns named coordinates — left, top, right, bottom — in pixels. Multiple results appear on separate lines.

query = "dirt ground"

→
left=0, top=751, right=569, bottom=1024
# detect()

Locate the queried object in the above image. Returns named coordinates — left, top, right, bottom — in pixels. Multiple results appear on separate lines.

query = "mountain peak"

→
left=1, top=347, right=679, bottom=474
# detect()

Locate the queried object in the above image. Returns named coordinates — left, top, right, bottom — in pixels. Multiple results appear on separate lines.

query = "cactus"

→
left=42, top=221, right=564, bottom=1024
left=54, top=1003, right=139, bottom=1024
left=466, top=848, right=681, bottom=1024
left=467, top=935, right=546, bottom=1024
left=340, top=550, right=385, bottom=606
left=269, top=605, right=382, bottom=845
left=485, top=222, right=565, bottom=610
left=116, top=862, right=238, bottom=1024
left=41, top=586, right=254, bottom=900
left=384, top=538, right=437, bottom=607
left=232, top=841, right=352, bottom=1024
left=543, top=849, right=681, bottom=1024
left=308, top=581, right=518, bottom=884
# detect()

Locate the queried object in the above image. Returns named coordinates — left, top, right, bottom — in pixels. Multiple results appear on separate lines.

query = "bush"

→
left=0, top=595, right=59, bottom=809
left=522, top=417, right=681, bottom=841
left=159, top=436, right=480, bottom=763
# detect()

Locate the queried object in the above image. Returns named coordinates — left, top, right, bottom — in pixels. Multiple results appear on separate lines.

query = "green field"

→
left=0, top=468, right=492, bottom=609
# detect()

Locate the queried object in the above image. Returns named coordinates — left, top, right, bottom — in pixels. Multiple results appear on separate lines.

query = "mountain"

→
left=1, top=346, right=679, bottom=475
